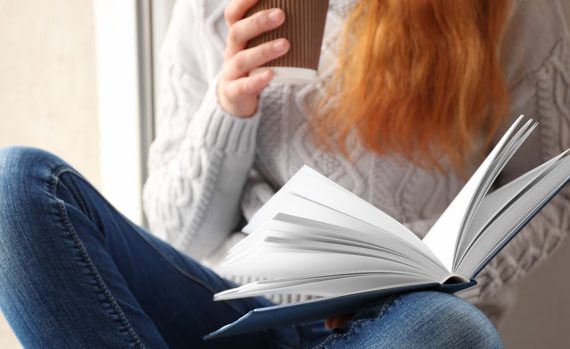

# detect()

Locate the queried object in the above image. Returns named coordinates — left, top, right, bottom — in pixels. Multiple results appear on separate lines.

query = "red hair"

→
left=309, top=0, right=512, bottom=175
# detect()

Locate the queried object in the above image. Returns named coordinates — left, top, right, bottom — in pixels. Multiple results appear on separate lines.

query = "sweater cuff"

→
left=190, top=71, right=262, bottom=156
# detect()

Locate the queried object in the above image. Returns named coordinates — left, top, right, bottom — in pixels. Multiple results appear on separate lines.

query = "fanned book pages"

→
left=204, top=115, right=570, bottom=340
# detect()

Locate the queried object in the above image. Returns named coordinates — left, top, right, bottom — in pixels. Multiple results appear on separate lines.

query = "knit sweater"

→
left=142, top=0, right=570, bottom=327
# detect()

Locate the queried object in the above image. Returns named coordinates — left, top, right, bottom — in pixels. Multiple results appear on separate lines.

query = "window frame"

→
left=93, top=0, right=169, bottom=227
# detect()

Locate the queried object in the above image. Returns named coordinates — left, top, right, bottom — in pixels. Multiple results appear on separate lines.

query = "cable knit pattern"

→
left=142, top=0, right=570, bottom=325
left=142, top=0, right=264, bottom=260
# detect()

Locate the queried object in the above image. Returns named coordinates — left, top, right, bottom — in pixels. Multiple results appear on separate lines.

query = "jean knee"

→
left=317, top=291, right=502, bottom=349
left=0, top=146, right=73, bottom=241
left=0, top=145, right=73, bottom=191
left=0, top=144, right=69, bottom=174
left=401, top=291, right=503, bottom=348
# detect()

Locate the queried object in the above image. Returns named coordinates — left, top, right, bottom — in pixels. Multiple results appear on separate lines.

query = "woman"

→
left=0, top=0, right=568, bottom=347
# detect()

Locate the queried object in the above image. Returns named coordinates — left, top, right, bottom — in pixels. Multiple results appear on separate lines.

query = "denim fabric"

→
left=0, top=145, right=502, bottom=348
left=312, top=291, right=503, bottom=348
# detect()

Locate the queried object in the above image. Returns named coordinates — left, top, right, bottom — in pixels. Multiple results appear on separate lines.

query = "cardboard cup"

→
left=244, top=0, right=330, bottom=84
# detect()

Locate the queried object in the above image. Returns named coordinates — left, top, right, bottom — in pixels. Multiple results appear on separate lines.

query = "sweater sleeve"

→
left=142, top=0, right=261, bottom=260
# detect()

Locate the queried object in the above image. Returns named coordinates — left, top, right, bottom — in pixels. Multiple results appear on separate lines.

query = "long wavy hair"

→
left=309, top=0, right=512, bottom=175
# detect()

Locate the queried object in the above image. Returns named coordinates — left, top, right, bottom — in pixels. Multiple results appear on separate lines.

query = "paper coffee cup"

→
left=245, top=0, right=330, bottom=85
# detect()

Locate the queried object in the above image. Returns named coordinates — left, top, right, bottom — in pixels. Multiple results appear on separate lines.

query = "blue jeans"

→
left=0, top=145, right=502, bottom=348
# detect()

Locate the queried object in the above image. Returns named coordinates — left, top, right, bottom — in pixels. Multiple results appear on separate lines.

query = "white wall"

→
left=0, top=0, right=100, bottom=186
left=0, top=1, right=99, bottom=347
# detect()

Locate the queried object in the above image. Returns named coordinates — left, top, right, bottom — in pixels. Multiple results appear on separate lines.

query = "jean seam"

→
left=311, top=294, right=399, bottom=349
left=49, top=165, right=147, bottom=349
left=54, top=167, right=277, bottom=343
left=55, top=167, right=223, bottom=294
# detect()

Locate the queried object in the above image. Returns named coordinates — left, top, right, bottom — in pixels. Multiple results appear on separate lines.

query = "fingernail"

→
left=273, top=39, right=288, bottom=52
left=269, top=9, right=282, bottom=22
left=261, top=69, right=272, bottom=79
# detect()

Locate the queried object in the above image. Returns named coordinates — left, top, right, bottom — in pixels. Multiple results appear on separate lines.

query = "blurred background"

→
left=0, top=1, right=568, bottom=348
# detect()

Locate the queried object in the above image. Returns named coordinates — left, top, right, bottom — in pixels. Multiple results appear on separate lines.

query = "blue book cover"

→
left=205, top=281, right=475, bottom=339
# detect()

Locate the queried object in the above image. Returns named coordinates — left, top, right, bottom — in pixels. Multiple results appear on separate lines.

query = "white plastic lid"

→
left=250, top=67, right=317, bottom=85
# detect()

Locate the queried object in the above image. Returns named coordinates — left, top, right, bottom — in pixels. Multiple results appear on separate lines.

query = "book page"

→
left=215, top=272, right=434, bottom=300
left=455, top=152, right=570, bottom=277
left=423, top=115, right=528, bottom=271
left=220, top=214, right=447, bottom=280
left=243, top=166, right=424, bottom=250
left=454, top=149, right=569, bottom=269
left=453, top=120, right=538, bottom=261
left=233, top=193, right=443, bottom=269
left=223, top=194, right=449, bottom=281
left=220, top=246, right=425, bottom=279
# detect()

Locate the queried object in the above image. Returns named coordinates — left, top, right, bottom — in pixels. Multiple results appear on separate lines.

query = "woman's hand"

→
left=325, top=314, right=354, bottom=330
left=217, top=0, right=290, bottom=118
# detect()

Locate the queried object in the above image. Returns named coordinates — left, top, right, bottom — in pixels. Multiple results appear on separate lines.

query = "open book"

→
left=205, top=115, right=570, bottom=339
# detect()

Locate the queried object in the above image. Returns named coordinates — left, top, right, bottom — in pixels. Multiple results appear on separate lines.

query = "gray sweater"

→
left=142, top=0, right=570, bottom=326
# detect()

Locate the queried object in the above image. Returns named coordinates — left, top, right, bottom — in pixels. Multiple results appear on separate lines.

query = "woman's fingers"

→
left=325, top=314, right=354, bottom=330
left=223, top=38, right=289, bottom=80
left=218, top=0, right=289, bottom=117
left=222, top=69, right=275, bottom=100
left=225, top=8, right=285, bottom=60
left=224, top=0, right=258, bottom=27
